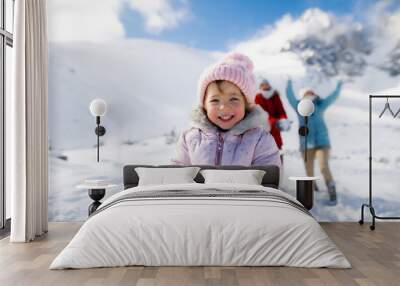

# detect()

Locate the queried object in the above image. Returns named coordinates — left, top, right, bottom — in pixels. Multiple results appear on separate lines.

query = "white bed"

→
left=50, top=182, right=351, bottom=269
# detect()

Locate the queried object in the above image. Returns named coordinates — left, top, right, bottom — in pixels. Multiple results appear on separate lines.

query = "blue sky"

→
left=120, top=0, right=376, bottom=51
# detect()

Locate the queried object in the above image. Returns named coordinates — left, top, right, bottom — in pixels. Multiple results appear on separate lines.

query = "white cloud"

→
left=47, top=0, right=125, bottom=42
left=47, top=0, right=190, bottom=42
left=127, top=0, right=190, bottom=34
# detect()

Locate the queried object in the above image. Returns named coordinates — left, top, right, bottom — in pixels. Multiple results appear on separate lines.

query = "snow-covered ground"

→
left=48, top=105, right=400, bottom=222
left=49, top=135, right=177, bottom=220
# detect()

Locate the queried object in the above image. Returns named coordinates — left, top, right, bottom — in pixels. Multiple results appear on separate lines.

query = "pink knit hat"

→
left=197, top=52, right=257, bottom=108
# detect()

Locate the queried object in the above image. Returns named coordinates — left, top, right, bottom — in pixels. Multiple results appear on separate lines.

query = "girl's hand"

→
left=276, top=119, right=292, bottom=131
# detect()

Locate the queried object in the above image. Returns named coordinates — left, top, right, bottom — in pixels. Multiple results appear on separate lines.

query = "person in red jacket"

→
left=255, top=79, right=291, bottom=163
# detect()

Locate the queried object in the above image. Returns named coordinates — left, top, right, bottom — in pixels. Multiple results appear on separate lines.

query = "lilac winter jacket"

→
left=171, top=106, right=281, bottom=168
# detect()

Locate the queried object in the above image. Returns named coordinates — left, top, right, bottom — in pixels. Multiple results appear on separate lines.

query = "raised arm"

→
left=320, top=81, right=343, bottom=110
left=286, top=79, right=299, bottom=110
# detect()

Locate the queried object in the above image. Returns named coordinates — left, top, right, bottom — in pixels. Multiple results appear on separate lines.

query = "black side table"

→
left=289, top=176, right=319, bottom=210
left=77, top=183, right=117, bottom=216
left=88, top=188, right=106, bottom=215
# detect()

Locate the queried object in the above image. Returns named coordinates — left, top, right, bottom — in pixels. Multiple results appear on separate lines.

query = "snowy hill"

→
left=49, top=39, right=215, bottom=150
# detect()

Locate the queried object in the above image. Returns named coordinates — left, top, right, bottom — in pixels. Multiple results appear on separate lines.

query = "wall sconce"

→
left=297, top=99, right=314, bottom=162
left=89, top=99, right=107, bottom=162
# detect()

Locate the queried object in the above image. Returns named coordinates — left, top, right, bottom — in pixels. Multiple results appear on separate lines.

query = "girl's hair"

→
left=209, top=80, right=252, bottom=112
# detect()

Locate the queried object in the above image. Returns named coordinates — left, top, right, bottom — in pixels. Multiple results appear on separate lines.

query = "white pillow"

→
left=200, top=169, right=266, bottom=185
left=135, top=167, right=201, bottom=186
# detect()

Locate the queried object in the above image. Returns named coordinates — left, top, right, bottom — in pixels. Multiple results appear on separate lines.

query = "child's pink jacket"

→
left=171, top=106, right=281, bottom=168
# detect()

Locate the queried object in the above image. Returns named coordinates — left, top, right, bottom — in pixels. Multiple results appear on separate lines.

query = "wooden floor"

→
left=0, top=222, right=399, bottom=286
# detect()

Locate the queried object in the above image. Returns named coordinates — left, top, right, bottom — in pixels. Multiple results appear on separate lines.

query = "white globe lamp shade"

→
left=297, top=99, right=315, bottom=116
left=90, top=99, right=107, bottom=117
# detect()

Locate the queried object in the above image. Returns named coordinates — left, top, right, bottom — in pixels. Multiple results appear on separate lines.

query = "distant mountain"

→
left=281, top=9, right=400, bottom=80
left=283, top=32, right=372, bottom=78
left=380, top=41, right=400, bottom=76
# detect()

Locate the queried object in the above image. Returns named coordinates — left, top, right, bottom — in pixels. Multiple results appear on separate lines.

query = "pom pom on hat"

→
left=221, top=52, right=254, bottom=71
left=197, top=52, right=257, bottom=107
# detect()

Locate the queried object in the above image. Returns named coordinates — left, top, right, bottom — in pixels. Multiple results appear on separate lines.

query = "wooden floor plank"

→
left=0, top=222, right=399, bottom=286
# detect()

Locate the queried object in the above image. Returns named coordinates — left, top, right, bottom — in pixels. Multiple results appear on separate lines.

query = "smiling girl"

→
left=171, top=53, right=281, bottom=167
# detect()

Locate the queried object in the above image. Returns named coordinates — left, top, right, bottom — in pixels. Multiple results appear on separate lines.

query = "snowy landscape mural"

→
left=48, top=0, right=400, bottom=221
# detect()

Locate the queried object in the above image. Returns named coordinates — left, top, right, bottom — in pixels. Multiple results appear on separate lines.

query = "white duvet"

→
left=50, top=183, right=351, bottom=269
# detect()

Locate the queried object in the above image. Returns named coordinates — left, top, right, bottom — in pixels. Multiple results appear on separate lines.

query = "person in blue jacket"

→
left=286, top=79, right=342, bottom=205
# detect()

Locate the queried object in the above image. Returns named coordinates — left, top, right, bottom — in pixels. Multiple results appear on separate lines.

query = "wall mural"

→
left=48, top=0, right=400, bottom=221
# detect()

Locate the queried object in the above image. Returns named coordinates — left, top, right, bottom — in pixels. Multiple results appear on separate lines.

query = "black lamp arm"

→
left=94, top=116, right=106, bottom=162
left=305, top=116, right=308, bottom=162
left=298, top=117, right=309, bottom=162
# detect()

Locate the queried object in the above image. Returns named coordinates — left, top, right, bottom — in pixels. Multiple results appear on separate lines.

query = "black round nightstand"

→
left=77, top=183, right=117, bottom=216
left=289, top=176, right=319, bottom=210
left=88, top=188, right=106, bottom=215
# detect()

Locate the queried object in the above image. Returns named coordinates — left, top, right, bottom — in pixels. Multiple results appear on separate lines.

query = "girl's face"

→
left=303, top=90, right=317, bottom=101
left=303, top=90, right=315, bottom=97
left=260, top=82, right=271, bottom=91
left=204, top=81, right=246, bottom=130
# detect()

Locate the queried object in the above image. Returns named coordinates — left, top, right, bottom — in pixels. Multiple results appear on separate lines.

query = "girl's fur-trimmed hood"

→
left=190, top=105, right=270, bottom=135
